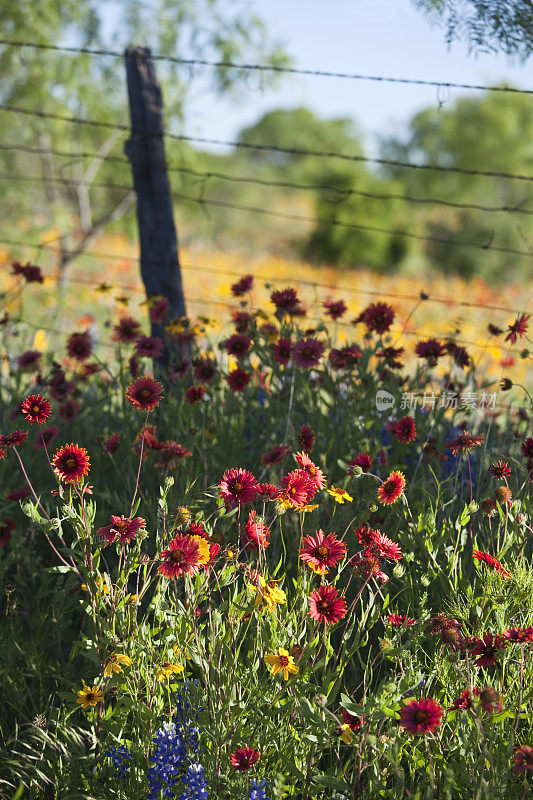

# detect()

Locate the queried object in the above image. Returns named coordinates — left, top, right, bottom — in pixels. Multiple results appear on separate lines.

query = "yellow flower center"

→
left=278, top=655, right=289, bottom=667
left=317, top=546, right=329, bottom=557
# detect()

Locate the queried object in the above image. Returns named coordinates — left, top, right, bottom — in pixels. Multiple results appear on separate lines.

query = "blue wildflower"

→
left=179, top=762, right=208, bottom=800
left=106, top=745, right=131, bottom=778
left=249, top=777, right=270, bottom=800
left=148, top=720, right=199, bottom=798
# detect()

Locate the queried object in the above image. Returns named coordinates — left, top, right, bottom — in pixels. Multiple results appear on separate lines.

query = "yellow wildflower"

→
left=264, top=647, right=299, bottom=681
left=156, top=662, right=184, bottom=681
left=248, top=576, right=286, bottom=612
left=76, top=685, right=104, bottom=708
left=339, top=724, right=354, bottom=744
left=327, top=487, right=353, bottom=504
left=104, top=653, right=132, bottom=676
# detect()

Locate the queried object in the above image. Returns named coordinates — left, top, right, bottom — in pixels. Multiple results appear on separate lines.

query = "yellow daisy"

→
left=264, top=648, right=299, bottom=681
left=339, top=724, right=354, bottom=744
left=327, top=487, right=353, bottom=504
left=156, top=662, right=184, bottom=682
left=104, top=653, right=132, bottom=676
left=76, top=685, right=104, bottom=708
left=249, top=577, right=286, bottom=612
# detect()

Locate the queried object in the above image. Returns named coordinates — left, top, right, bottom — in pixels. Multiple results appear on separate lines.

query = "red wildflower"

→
left=194, top=359, right=217, bottom=383
left=0, top=430, right=28, bottom=449
left=155, top=442, right=192, bottom=470
left=224, top=334, right=251, bottom=358
left=188, top=521, right=208, bottom=539
left=242, top=510, right=270, bottom=550
left=323, top=298, right=347, bottom=320
left=11, top=261, right=44, bottom=283
left=308, top=584, right=347, bottom=625
left=158, top=533, right=207, bottom=578
left=125, top=376, right=163, bottom=411
left=280, top=469, right=313, bottom=508
left=98, top=515, right=146, bottom=545
left=468, top=633, right=507, bottom=667
left=400, top=698, right=443, bottom=735
left=135, top=335, right=164, bottom=359
left=521, top=438, right=533, bottom=459
left=373, top=532, right=402, bottom=562
left=298, top=424, right=315, bottom=453
left=219, top=468, right=258, bottom=507
left=21, top=395, right=52, bottom=424
left=502, top=626, right=533, bottom=643
left=377, top=471, right=406, bottom=505
left=294, top=451, right=325, bottom=491
left=231, top=274, right=253, bottom=297
left=513, top=745, right=533, bottom=774
left=150, top=297, right=169, bottom=324
left=489, top=460, right=511, bottom=479
left=59, top=400, right=80, bottom=424
left=350, top=550, right=388, bottom=584
left=329, top=345, right=362, bottom=370
left=6, top=486, right=31, bottom=501
left=67, top=332, right=92, bottom=361
left=292, top=338, right=325, bottom=369
left=52, top=443, right=90, bottom=483
left=0, top=518, right=15, bottom=547
left=449, top=690, right=474, bottom=711
left=415, top=339, right=446, bottom=366
left=393, top=416, right=416, bottom=444
left=17, top=350, right=41, bottom=371
left=341, top=709, right=366, bottom=730
left=48, top=370, right=74, bottom=401
left=377, top=346, right=405, bottom=370
left=170, top=359, right=192, bottom=381
left=445, top=431, right=484, bottom=456
left=34, top=424, right=59, bottom=451
left=348, top=453, right=373, bottom=474
left=353, top=523, right=379, bottom=547
left=185, top=385, right=205, bottom=404
left=472, top=550, right=511, bottom=579
left=271, top=338, right=292, bottom=366
left=299, top=530, right=347, bottom=574
left=256, top=483, right=281, bottom=501
left=387, top=613, right=415, bottom=627
left=230, top=746, right=259, bottom=771
left=112, top=315, right=141, bottom=344
left=360, top=302, right=395, bottom=334
left=232, top=311, right=252, bottom=333
left=505, top=313, right=530, bottom=344
left=262, top=445, right=291, bottom=466
left=226, top=369, right=251, bottom=392
left=270, top=288, right=303, bottom=316
left=102, top=433, right=120, bottom=455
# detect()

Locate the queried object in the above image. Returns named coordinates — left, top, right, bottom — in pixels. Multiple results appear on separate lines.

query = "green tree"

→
left=412, top=0, right=533, bottom=59
left=381, top=90, right=533, bottom=280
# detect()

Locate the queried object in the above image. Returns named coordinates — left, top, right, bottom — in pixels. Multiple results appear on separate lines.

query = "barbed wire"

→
left=0, top=39, right=531, bottom=96
left=2, top=104, right=533, bottom=183
left=1, top=151, right=532, bottom=216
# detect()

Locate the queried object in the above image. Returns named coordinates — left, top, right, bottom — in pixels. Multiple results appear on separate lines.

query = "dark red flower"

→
left=48, top=370, right=74, bottom=401
left=387, top=613, right=415, bottom=627
left=521, top=438, right=533, bottom=460
left=262, top=445, right=291, bottom=466
left=271, top=338, right=292, bottom=366
left=242, top=510, right=270, bottom=550
left=353, top=523, right=379, bottom=547
left=280, top=469, right=313, bottom=508
left=224, top=334, right=251, bottom=358
left=21, top=395, right=52, bottom=424
left=468, top=633, right=507, bottom=667
left=377, top=471, right=405, bottom=505
left=292, top=338, right=325, bottom=369
left=52, top=443, right=90, bottom=483
left=17, top=350, right=41, bottom=371
left=341, top=709, right=366, bottom=730
left=59, top=400, right=80, bottom=424
left=489, top=460, right=511, bottom=479
left=0, top=518, right=15, bottom=547
left=376, top=346, right=405, bottom=370
left=219, top=468, right=258, bottom=508
left=230, top=746, right=259, bottom=771
left=232, top=311, right=252, bottom=333
left=349, top=550, right=388, bottom=584
left=102, top=433, right=120, bottom=455
left=472, top=550, right=511, bottom=579
left=323, top=298, right=347, bottom=320
left=227, top=368, right=251, bottom=392
left=513, top=745, right=533, bottom=774
left=112, top=315, right=141, bottom=344
left=150, top=297, right=169, bottom=324
left=400, top=698, right=443, bottom=735
left=393, top=416, right=416, bottom=444
left=158, top=533, right=207, bottom=578
left=348, top=452, right=373, bottom=474
left=298, top=424, right=315, bottom=453
left=67, top=332, right=92, bottom=362
left=11, top=261, right=44, bottom=283
left=185, top=385, right=205, bottom=404
left=125, top=376, right=163, bottom=411
left=6, top=486, right=31, bottom=501
left=446, top=431, right=484, bottom=455
left=155, top=442, right=192, bottom=470
left=477, top=686, right=503, bottom=714
left=0, top=430, right=28, bottom=449
left=299, top=530, right=347, bottom=574
left=135, top=335, right=164, bottom=359
left=170, top=359, right=192, bottom=381
left=231, top=274, right=254, bottom=297
left=415, top=339, right=446, bottom=366
left=270, top=288, right=303, bottom=316
left=194, top=359, right=217, bottom=383
left=360, top=302, right=395, bottom=334
left=256, top=483, right=281, bottom=501
left=373, top=531, right=402, bottom=563
left=308, top=584, right=347, bottom=625
left=98, top=515, right=146, bottom=545
left=502, top=626, right=533, bottom=643
left=505, top=313, right=530, bottom=344
left=449, top=689, right=474, bottom=711
left=34, top=424, right=59, bottom=450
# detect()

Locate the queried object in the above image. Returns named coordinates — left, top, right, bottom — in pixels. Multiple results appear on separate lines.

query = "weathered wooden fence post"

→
left=124, top=46, right=187, bottom=368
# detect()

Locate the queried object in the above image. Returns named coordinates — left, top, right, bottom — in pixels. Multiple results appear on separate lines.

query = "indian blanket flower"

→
left=125, top=376, right=163, bottom=411
left=360, top=302, right=395, bottom=334
left=477, top=686, right=503, bottom=714
left=472, top=550, right=511, bottom=578
left=350, top=550, right=388, bottom=584
left=341, top=709, right=366, bottom=730
left=76, top=685, right=103, bottom=708
left=270, top=288, right=303, bottom=316
left=387, top=613, right=415, bottom=627
left=299, top=530, right=347, bottom=575
left=400, top=698, right=443, bottom=735
left=393, top=416, right=416, bottom=444
left=294, top=451, right=325, bottom=490
left=449, top=689, right=474, bottom=711
left=264, top=647, right=299, bottom=680
left=505, top=313, right=530, bottom=344
left=489, top=460, right=511, bottom=479
left=257, top=483, right=281, bottom=501
left=185, top=385, right=205, bottom=404
left=502, top=626, right=533, bottom=643
left=230, top=746, right=260, bottom=771
left=158, top=533, right=210, bottom=579
left=280, top=469, right=313, bottom=508
left=308, top=584, right=347, bottom=625
left=156, top=662, right=185, bottom=681
left=292, top=337, right=325, bottom=369
left=135, top=335, right=164, bottom=359
left=231, top=273, right=253, bottom=296
left=21, top=395, right=52, bottom=424
left=224, top=333, right=252, bottom=358
left=372, top=531, right=402, bottom=563
left=67, top=331, right=92, bottom=361
left=227, top=368, right=251, bottom=392
left=112, top=315, right=141, bottom=344
left=327, top=486, right=353, bottom=503
left=97, top=515, right=146, bottom=545
left=377, top=471, right=406, bottom=505
left=298, top=424, right=315, bottom=453
left=415, top=338, right=446, bottom=366
left=513, top=745, right=533, bottom=774
left=17, top=350, right=41, bottom=371
left=271, top=338, right=292, bottom=366
left=262, top=445, right=291, bottom=466
left=521, top=438, right=533, bottom=460
left=0, top=430, right=28, bottom=449
left=494, top=485, right=512, bottom=505
left=219, top=467, right=258, bottom=507
left=445, top=431, right=484, bottom=455
left=104, top=653, right=132, bottom=676
left=348, top=452, right=373, bottom=474
left=231, top=310, right=251, bottom=333
left=242, top=510, right=270, bottom=550
left=323, top=298, right=347, bottom=320
left=52, top=443, right=90, bottom=483
left=468, top=633, right=507, bottom=667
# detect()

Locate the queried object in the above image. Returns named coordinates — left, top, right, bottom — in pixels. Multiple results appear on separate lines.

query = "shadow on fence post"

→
left=124, top=46, right=188, bottom=371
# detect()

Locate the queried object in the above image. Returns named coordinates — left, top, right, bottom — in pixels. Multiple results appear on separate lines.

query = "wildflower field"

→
left=0, top=249, right=532, bottom=800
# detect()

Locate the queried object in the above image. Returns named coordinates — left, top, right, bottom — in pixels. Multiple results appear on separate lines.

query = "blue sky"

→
left=183, top=0, right=533, bottom=152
